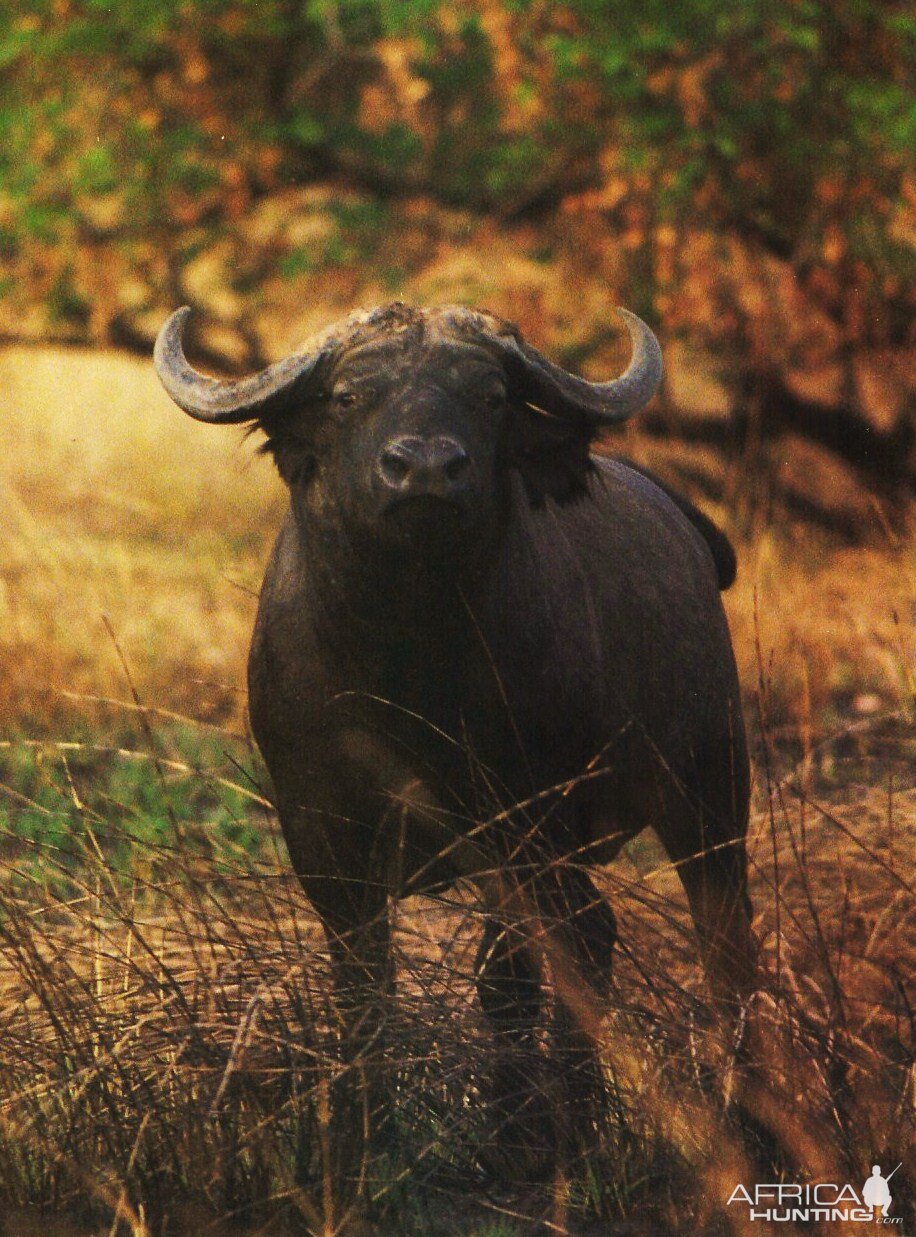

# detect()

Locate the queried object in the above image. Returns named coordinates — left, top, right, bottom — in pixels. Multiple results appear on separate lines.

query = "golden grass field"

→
left=2, top=347, right=911, bottom=732
left=0, top=344, right=912, bottom=1235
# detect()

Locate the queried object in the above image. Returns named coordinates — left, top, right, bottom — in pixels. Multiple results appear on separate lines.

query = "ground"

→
left=0, top=345, right=912, bottom=1235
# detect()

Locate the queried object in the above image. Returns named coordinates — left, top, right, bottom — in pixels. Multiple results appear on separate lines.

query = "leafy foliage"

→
left=1, top=0, right=912, bottom=347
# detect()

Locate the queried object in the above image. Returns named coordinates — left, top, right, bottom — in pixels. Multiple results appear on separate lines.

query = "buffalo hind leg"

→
left=658, top=779, right=774, bottom=1150
left=674, top=843, right=757, bottom=1022
left=539, top=863, right=618, bottom=1003
left=475, top=916, right=543, bottom=1039
left=656, top=749, right=756, bottom=1036
left=672, top=837, right=804, bottom=1178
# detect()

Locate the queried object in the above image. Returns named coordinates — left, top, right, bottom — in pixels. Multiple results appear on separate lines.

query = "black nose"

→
left=377, top=435, right=471, bottom=496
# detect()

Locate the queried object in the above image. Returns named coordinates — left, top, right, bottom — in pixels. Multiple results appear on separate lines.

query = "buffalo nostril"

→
left=442, top=443, right=470, bottom=480
left=378, top=438, right=422, bottom=487
left=379, top=447, right=412, bottom=483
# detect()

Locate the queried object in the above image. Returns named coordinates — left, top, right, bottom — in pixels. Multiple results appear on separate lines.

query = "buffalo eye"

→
left=481, top=385, right=507, bottom=410
left=333, top=388, right=359, bottom=410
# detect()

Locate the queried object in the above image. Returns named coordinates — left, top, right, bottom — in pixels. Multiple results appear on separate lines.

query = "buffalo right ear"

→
left=255, top=419, right=317, bottom=488
left=506, top=404, right=595, bottom=507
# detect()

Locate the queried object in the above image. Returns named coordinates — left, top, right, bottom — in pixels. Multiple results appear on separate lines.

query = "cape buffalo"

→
left=155, top=300, right=755, bottom=1182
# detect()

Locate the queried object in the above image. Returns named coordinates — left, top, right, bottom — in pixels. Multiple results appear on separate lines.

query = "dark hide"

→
left=157, top=302, right=755, bottom=1196
left=615, top=458, right=738, bottom=589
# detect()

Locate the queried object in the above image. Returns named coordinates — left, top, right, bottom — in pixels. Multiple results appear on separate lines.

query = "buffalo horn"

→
left=154, top=306, right=324, bottom=423
left=496, top=308, right=663, bottom=423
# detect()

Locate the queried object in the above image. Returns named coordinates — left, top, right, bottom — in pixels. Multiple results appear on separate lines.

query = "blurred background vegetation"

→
left=2, top=0, right=913, bottom=532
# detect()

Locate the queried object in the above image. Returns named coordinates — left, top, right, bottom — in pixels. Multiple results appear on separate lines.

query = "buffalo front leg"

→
left=475, top=916, right=543, bottom=1040
left=302, top=873, right=394, bottom=1216
left=537, top=864, right=619, bottom=1157
left=474, top=917, right=556, bottom=1176
left=473, top=861, right=620, bottom=1175
left=538, top=862, right=619, bottom=1005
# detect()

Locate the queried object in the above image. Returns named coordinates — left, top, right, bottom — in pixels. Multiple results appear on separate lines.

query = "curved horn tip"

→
left=616, top=304, right=663, bottom=376
left=615, top=305, right=658, bottom=339
left=154, top=305, right=192, bottom=365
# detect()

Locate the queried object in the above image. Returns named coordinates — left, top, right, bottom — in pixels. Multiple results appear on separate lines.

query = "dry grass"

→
left=0, top=744, right=910, bottom=1235
left=2, top=344, right=911, bottom=732
left=0, top=344, right=913, bottom=1234
left=0, top=345, right=283, bottom=728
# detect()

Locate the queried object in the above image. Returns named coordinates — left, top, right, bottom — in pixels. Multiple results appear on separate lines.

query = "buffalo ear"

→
left=506, top=404, right=595, bottom=506
left=254, top=417, right=317, bottom=488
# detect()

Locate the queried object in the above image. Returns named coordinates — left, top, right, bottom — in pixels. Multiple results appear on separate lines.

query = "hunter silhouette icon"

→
left=862, top=1165, right=894, bottom=1217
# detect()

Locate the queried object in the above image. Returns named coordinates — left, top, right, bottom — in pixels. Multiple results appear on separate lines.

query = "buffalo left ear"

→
left=507, top=404, right=595, bottom=507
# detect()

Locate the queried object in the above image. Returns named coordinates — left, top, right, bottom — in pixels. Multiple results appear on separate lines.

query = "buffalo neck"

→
left=292, top=503, right=500, bottom=658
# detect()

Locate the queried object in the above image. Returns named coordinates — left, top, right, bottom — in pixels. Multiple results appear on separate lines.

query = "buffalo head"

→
left=154, top=302, right=662, bottom=552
